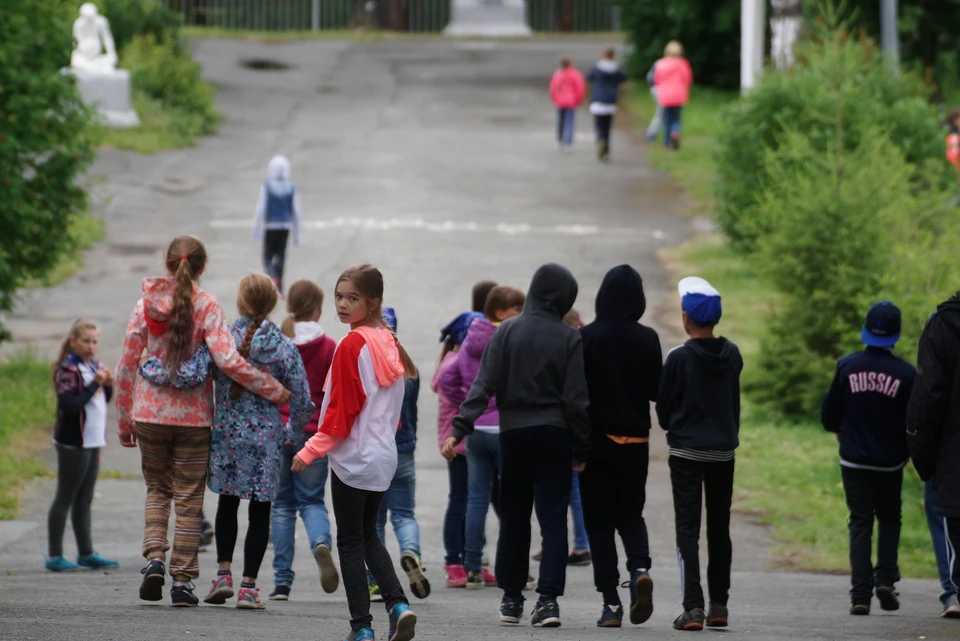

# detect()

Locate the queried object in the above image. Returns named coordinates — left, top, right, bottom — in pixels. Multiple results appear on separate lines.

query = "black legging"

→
left=215, top=494, right=272, bottom=579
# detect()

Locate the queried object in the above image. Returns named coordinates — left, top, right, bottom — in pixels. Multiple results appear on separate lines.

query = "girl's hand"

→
left=119, top=432, right=137, bottom=448
left=278, top=388, right=293, bottom=404
left=291, top=453, right=308, bottom=472
left=441, top=437, right=459, bottom=461
left=95, top=367, right=110, bottom=385
left=573, top=461, right=586, bottom=473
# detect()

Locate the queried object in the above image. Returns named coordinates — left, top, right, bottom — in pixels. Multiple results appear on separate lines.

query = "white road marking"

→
left=210, top=217, right=665, bottom=238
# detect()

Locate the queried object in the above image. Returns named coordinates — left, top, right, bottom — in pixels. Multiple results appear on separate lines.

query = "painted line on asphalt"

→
left=211, top=217, right=667, bottom=239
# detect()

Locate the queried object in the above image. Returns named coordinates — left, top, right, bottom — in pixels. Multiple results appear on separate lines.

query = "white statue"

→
left=770, top=0, right=803, bottom=71
left=71, top=3, right=118, bottom=74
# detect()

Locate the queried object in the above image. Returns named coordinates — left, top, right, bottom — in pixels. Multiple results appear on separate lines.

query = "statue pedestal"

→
left=68, top=68, right=140, bottom=128
left=444, top=0, right=532, bottom=37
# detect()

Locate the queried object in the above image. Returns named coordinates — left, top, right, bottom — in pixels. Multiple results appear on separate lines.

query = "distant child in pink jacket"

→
left=653, top=41, right=694, bottom=150
left=549, top=58, right=586, bottom=150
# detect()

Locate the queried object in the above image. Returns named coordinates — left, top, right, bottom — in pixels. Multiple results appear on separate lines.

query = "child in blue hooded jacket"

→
left=252, top=155, right=302, bottom=293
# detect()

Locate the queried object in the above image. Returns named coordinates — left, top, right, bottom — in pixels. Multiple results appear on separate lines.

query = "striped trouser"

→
left=136, top=422, right=210, bottom=581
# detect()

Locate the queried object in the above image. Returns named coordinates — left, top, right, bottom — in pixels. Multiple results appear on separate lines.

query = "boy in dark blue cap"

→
left=657, top=277, right=742, bottom=632
left=822, top=301, right=916, bottom=616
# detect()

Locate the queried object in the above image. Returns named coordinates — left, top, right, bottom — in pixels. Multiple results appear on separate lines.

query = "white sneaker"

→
left=942, top=595, right=960, bottom=618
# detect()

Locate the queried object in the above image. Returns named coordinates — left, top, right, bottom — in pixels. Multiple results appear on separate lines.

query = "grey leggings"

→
left=47, top=444, right=100, bottom=558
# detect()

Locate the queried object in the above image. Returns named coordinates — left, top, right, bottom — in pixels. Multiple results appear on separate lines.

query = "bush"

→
left=123, top=33, right=219, bottom=136
left=97, top=0, right=181, bottom=55
left=714, top=23, right=949, bottom=252
left=0, top=0, right=95, bottom=341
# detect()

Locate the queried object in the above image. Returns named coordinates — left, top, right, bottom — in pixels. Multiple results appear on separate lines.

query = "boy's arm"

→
left=562, top=336, right=592, bottom=463
left=821, top=362, right=845, bottom=434
left=656, top=348, right=681, bottom=430
left=251, top=185, right=267, bottom=242
left=907, top=317, right=954, bottom=480
left=451, top=331, right=501, bottom=442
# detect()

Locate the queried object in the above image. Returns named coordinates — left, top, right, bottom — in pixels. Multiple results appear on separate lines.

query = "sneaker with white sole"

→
left=203, top=573, right=234, bottom=605
left=269, top=585, right=290, bottom=601
left=943, top=595, right=960, bottom=618
left=466, top=570, right=484, bottom=590
left=315, top=543, right=340, bottom=594
left=236, top=586, right=265, bottom=610
left=388, top=602, right=417, bottom=641
left=531, top=598, right=561, bottom=627
left=400, top=551, right=431, bottom=599
left=500, top=596, right=524, bottom=624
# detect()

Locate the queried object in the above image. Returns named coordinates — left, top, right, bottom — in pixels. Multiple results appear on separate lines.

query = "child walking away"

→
left=579, top=266, right=662, bottom=629
left=46, top=319, right=118, bottom=572
left=442, top=263, right=591, bottom=629
left=366, top=307, right=430, bottom=603
left=549, top=57, right=586, bottom=151
left=587, top=48, right=628, bottom=162
left=141, top=273, right=315, bottom=610
left=252, top=155, right=302, bottom=294
left=272, top=280, right=339, bottom=600
left=440, top=285, right=526, bottom=591
left=115, top=236, right=291, bottom=607
left=292, top=265, right=418, bottom=641
left=822, top=301, right=915, bottom=616
left=656, top=277, right=742, bottom=632
left=652, top=41, right=693, bottom=150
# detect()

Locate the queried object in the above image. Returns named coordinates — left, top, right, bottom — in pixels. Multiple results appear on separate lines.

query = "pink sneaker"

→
left=203, top=573, right=234, bottom=605
left=481, top=568, right=497, bottom=587
left=236, top=586, right=265, bottom=610
left=444, top=564, right=467, bottom=588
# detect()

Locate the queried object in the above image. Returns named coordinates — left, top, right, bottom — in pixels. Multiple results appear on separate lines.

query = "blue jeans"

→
left=444, top=455, right=468, bottom=565
left=569, top=471, right=590, bottom=551
left=368, top=452, right=421, bottom=584
left=925, top=479, right=955, bottom=601
left=557, top=108, right=575, bottom=146
left=662, top=106, right=682, bottom=147
left=272, top=442, right=332, bottom=587
left=465, top=430, right=499, bottom=572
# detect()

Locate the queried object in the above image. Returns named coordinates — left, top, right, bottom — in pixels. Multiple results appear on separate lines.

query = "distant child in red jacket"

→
left=549, top=57, right=586, bottom=150
left=270, top=280, right=339, bottom=600
left=653, top=41, right=693, bottom=150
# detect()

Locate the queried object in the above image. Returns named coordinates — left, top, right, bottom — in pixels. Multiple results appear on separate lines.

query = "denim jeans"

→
left=556, top=108, right=575, bottom=146
left=272, top=442, right=332, bottom=587
left=465, top=431, right=499, bottom=572
left=662, top=106, right=682, bottom=147
left=925, top=479, right=955, bottom=600
left=444, top=455, right=468, bottom=565
left=367, top=452, right=421, bottom=584
left=569, top=471, right=590, bottom=551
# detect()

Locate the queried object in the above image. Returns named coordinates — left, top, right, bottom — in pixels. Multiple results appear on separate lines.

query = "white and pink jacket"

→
left=298, top=326, right=405, bottom=492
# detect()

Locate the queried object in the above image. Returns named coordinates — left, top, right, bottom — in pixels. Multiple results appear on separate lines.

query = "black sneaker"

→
left=139, top=559, right=166, bottom=602
left=171, top=582, right=200, bottom=607
left=850, top=603, right=871, bottom=616
left=597, top=603, right=623, bottom=628
left=269, top=585, right=290, bottom=601
left=499, top=596, right=524, bottom=624
left=706, top=603, right=728, bottom=627
left=466, top=570, right=484, bottom=590
left=673, top=608, right=705, bottom=631
left=531, top=598, right=561, bottom=628
left=876, top=586, right=900, bottom=611
left=567, top=550, right=592, bottom=567
left=627, top=569, right=654, bottom=625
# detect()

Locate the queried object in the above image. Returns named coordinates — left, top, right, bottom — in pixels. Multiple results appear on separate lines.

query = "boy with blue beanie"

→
left=822, top=301, right=915, bottom=616
left=657, top=277, right=742, bottom=632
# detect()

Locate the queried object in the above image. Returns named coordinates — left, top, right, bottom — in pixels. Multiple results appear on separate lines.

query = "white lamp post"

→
left=741, top=0, right=766, bottom=92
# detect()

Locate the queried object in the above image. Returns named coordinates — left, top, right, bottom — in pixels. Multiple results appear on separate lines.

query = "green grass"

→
left=629, top=86, right=738, bottom=216
left=0, top=357, right=55, bottom=520
left=25, top=212, right=105, bottom=288
left=660, top=235, right=935, bottom=578
left=91, top=92, right=213, bottom=154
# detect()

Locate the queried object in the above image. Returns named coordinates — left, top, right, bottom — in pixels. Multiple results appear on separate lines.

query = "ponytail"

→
left=280, top=280, right=324, bottom=339
left=229, top=315, right=266, bottom=399
left=51, top=337, right=73, bottom=383
left=280, top=315, right=296, bottom=339
left=229, top=272, right=279, bottom=399
left=162, top=236, right=207, bottom=372
left=52, top=318, right=99, bottom=383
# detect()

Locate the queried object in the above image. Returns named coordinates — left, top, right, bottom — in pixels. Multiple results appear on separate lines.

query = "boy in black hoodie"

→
left=657, top=277, right=742, bottom=632
left=822, top=300, right=915, bottom=616
left=579, top=265, right=661, bottom=628
left=441, top=263, right=591, bottom=629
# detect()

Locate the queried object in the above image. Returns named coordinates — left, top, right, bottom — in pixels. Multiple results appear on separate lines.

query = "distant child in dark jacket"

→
left=580, top=266, right=661, bottom=628
left=657, top=277, right=742, bottom=632
left=587, top=47, right=628, bottom=161
left=251, top=155, right=302, bottom=293
left=822, top=301, right=915, bottom=616
left=367, top=306, right=431, bottom=603
left=47, top=319, right=119, bottom=572
left=442, top=263, right=591, bottom=629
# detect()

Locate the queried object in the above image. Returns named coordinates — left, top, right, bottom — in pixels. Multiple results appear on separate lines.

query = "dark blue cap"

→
left=861, top=300, right=901, bottom=348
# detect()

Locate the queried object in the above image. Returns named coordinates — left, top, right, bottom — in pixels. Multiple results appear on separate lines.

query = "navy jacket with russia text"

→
left=822, top=347, right=916, bottom=469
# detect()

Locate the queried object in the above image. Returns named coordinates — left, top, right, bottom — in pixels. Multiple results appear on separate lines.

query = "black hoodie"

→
left=656, top=337, right=743, bottom=452
left=580, top=265, right=662, bottom=440
left=452, top=263, right=592, bottom=462
left=907, top=294, right=960, bottom=516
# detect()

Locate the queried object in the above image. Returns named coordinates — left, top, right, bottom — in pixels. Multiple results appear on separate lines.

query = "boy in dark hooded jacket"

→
left=442, top=263, right=591, bottom=629
left=579, top=265, right=661, bottom=628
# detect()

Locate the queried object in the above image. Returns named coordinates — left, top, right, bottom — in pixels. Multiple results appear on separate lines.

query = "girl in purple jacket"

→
left=440, top=285, right=525, bottom=589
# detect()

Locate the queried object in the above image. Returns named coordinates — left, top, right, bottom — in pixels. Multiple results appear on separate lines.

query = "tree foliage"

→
left=0, top=0, right=95, bottom=340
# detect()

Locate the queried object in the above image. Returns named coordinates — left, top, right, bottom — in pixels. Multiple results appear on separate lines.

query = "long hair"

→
left=162, top=236, right=208, bottom=373
left=337, top=264, right=418, bottom=379
left=230, top=273, right=279, bottom=399
left=52, top=318, right=98, bottom=383
left=472, top=280, right=498, bottom=313
left=280, top=280, right=324, bottom=339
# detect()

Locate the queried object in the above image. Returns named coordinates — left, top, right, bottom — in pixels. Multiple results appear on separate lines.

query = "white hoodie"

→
left=252, top=155, right=303, bottom=244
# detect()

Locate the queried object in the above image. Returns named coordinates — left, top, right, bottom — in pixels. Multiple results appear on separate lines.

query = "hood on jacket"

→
left=235, top=318, right=288, bottom=365
left=293, top=321, right=325, bottom=345
left=685, top=337, right=738, bottom=376
left=595, top=264, right=646, bottom=322
left=938, top=294, right=960, bottom=326
left=594, top=59, right=621, bottom=74
left=142, top=276, right=200, bottom=336
left=525, top=263, right=578, bottom=319
left=462, top=318, right=497, bottom=359
left=267, top=155, right=294, bottom=196
left=353, top=326, right=405, bottom=387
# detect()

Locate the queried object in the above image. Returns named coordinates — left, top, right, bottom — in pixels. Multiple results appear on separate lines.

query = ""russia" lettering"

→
left=848, top=371, right=901, bottom=398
